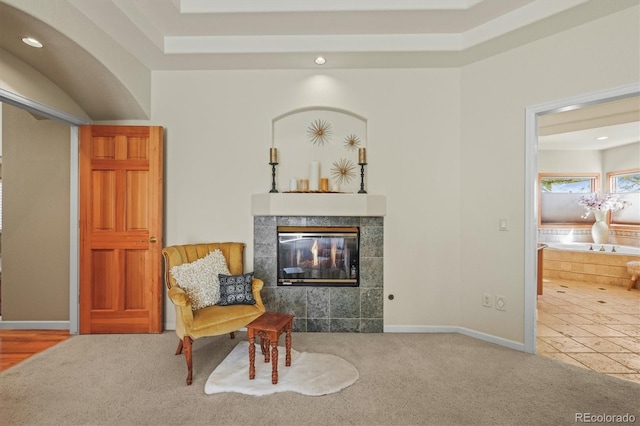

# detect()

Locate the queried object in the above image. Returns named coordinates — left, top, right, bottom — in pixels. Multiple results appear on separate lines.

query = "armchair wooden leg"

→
left=175, top=339, right=184, bottom=355
left=183, top=336, right=193, bottom=385
left=230, top=332, right=235, bottom=339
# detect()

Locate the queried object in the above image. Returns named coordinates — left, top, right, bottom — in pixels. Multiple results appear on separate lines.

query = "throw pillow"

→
left=170, top=249, right=230, bottom=310
left=217, top=273, right=256, bottom=306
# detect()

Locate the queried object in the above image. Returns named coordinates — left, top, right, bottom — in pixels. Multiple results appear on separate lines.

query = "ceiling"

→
left=538, top=96, right=640, bottom=151
left=16, top=0, right=639, bottom=71
left=66, top=0, right=555, bottom=70
left=0, top=0, right=639, bottom=121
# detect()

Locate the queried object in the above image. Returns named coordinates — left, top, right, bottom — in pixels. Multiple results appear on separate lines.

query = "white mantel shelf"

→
left=251, top=193, right=386, bottom=217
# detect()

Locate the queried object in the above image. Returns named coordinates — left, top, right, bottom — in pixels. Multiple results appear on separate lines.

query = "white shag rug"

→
left=204, top=341, right=359, bottom=396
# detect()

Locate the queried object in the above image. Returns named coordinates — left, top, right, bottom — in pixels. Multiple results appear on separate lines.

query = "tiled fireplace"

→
left=252, top=193, right=385, bottom=333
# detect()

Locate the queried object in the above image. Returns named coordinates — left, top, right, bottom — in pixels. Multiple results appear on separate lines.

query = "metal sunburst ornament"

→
left=331, top=158, right=357, bottom=186
left=307, top=119, right=332, bottom=146
left=343, top=134, right=361, bottom=151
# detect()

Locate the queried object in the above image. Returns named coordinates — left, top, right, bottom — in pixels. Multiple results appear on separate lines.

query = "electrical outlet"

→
left=482, top=294, right=492, bottom=308
left=496, top=296, right=507, bottom=311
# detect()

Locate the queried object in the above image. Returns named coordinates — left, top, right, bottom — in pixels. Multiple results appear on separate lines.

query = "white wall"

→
left=460, top=6, right=639, bottom=342
left=602, top=142, right=640, bottom=178
left=538, top=150, right=602, bottom=175
left=539, top=142, right=640, bottom=192
left=153, top=69, right=462, bottom=330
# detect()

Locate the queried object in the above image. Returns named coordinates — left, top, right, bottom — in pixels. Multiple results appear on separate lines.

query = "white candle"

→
left=289, top=178, right=298, bottom=191
left=309, top=161, right=320, bottom=191
left=270, top=147, right=278, bottom=163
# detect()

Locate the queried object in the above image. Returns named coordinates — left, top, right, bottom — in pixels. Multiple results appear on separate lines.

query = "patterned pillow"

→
left=170, top=250, right=230, bottom=310
left=217, top=273, right=256, bottom=306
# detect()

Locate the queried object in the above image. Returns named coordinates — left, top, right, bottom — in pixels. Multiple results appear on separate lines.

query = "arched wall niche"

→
left=272, top=106, right=368, bottom=193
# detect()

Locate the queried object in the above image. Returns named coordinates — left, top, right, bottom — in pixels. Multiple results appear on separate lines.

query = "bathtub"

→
left=542, top=242, right=640, bottom=287
left=545, top=242, right=640, bottom=255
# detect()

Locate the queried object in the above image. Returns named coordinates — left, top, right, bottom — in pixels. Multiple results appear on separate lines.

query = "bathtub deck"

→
left=543, top=247, right=640, bottom=288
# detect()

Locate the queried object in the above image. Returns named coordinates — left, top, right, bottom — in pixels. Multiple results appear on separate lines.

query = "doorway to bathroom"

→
left=526, top=84, right=640, bottom=383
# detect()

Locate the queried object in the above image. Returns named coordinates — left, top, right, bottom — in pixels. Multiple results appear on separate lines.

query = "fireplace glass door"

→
left=277, top=226, right=359, bottom=287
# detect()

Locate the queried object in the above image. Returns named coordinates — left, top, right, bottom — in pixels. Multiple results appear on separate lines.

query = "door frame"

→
left=523, top=82, right=640, bottom=354
left=0, top=88, right=89, bottom=333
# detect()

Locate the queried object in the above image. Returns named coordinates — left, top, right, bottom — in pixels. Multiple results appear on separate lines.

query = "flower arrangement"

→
left=577, top=194, right=631, bottom=218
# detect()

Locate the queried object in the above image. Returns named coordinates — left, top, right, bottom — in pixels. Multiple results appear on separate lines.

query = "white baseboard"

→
left=384, top=325, right=525, bottom=352
left=0, top=321, right=70, bottom=330
left=162, top=321, right=524, bottom=352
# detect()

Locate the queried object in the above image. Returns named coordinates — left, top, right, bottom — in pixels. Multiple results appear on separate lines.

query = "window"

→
left=608, top=169, right=640, bottom=228
left=538, top=173, right=599, bottom=227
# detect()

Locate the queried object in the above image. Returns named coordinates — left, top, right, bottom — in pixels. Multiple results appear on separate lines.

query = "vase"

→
left=591, top=210, right=609, bottom=244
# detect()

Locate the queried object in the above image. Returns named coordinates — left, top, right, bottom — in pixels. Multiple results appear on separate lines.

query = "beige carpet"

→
left=204, top=341, right=359, bottom=396
left=1, top=331, right=638, bottom=426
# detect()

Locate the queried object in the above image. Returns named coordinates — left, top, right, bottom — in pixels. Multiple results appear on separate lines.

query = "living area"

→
left=0, top=1, right=637, bottom=351
left=1, top=1, right=640, bottom=423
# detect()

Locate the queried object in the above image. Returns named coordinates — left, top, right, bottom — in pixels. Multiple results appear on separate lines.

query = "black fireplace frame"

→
left=276, top=226, right=360, bottom=287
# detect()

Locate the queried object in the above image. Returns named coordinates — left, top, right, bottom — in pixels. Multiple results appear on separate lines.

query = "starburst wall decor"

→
left=343, top=134, right=361, bottom=151
left=307, top=119, right=333, bottom=146
left=331, top=158, right=357, bottom=186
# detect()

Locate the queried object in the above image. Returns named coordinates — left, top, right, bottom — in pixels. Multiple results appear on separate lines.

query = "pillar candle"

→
left=299, top=179, right=309, bottom=191
left=358, top=148, right=367, bottom=164
left=289, top=178, right=298, bottom=191
left=309, top=161, right=320, bottom=191
left=270, top=147, right=278, bottom=163
left=320, top=177, right=329, bottom=192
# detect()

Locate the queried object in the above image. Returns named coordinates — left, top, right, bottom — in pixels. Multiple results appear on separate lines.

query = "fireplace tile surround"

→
left=253, top=215, right=384, bottom=333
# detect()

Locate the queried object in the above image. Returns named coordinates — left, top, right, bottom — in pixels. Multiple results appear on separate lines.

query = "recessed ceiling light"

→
left=596, top=136, right=608, bottom=140
left=22, top=37, right=43, bottom=48
left=314, top=56, right=326, bottom=65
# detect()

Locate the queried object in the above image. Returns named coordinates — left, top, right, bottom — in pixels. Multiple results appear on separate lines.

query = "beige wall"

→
left=0, top=48, right=90, bottom=121
left=0, top=3, right=638, bottom=345
left=2, top=0, right=151, bottom=119
left=153, top=6, right=639, bottom=338
left=459, top=6, right=639, bottom=342
left=152, top=69, right=462, bottom=329
left=1, top=104, right=70, bottom=320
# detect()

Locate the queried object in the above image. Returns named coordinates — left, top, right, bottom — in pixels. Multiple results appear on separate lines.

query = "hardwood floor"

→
left=0, top=330, right=70, bottom=372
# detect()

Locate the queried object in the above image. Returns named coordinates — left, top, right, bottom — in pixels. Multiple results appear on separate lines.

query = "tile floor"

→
left=537, top=278, right=640, bottom=383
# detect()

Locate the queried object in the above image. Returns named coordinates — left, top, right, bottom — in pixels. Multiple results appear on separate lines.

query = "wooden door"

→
left=79, top=126, right=163, bottom=334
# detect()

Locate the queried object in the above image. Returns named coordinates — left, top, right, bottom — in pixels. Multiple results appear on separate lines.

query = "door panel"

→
left=92, top=171, right=116, bottom=229
left=124, top=250, right=147, bottom=309
left=80, top=125, right=163, bottom=334
left=127, top=171, right=149, bottom=229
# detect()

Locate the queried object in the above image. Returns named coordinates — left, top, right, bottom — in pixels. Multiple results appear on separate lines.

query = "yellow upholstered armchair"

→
left=162, top=242, right=265, bottom=385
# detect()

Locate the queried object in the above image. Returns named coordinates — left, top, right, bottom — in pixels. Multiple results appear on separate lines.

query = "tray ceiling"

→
left=0, top=0, right=638, bottom=120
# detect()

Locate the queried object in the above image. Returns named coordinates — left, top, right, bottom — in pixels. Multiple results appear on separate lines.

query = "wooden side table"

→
left=247, top=311, right=294, bottom=384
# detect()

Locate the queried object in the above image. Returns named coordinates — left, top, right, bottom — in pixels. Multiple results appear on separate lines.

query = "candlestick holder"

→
left=269, top=162, right=279, bottom=193
left=358, top=162, right=367, bottom=194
